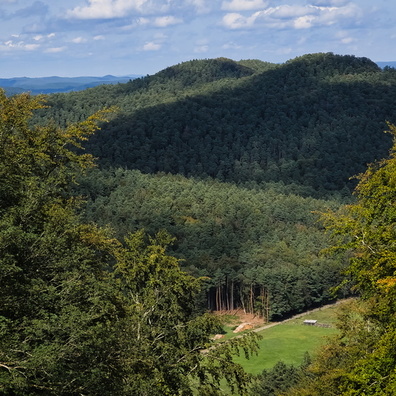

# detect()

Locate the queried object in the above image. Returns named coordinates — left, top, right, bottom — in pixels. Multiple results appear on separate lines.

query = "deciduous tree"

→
left=286, top=124, right=396, bottom=395
left=0, top=90, right=258, bottom=395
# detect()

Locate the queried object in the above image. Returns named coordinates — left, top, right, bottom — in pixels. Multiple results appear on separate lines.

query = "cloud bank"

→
left=0, top=0, right=393, bottom=77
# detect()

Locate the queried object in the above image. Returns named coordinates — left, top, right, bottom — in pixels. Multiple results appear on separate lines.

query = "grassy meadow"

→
left=227, top=303, right=343, bottom=375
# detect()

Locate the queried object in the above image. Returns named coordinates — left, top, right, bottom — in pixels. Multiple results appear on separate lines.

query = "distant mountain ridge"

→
left=2, top=60, right=393, bottom=95
left=0, top=74, right=141, bottom=95
left=376, top=61, right=396, bottom=68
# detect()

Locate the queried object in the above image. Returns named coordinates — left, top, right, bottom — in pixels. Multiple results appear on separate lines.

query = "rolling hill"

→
left=34, top=53, right=396, bottom=195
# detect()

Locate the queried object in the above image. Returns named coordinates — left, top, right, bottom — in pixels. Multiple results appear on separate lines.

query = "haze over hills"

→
left=1, top=59, right=394, bottom=95
left=0, top=74, right=141, bottom=95
left=376, top=61, right=396, bottom=69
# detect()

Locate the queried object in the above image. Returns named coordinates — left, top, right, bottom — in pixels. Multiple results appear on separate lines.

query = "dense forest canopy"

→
left=76, top=168, right=346, bottom=319
left=27, top=52, right=396, bottom=320
left=33, top=53, right=396, bottom=195
left=3, top=52, right=396, bottom=394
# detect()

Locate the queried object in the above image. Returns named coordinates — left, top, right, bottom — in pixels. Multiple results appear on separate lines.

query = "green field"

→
left=231, top=303, right=342, bottom=375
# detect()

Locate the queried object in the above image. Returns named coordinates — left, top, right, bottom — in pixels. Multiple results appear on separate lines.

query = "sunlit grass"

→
left=234, top=323, right=337, bottom=375
left=231, top=303, right=344, bottom=375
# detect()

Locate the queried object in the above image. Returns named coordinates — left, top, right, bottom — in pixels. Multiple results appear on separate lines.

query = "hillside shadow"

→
left=85, top=54, right=396, bottom=194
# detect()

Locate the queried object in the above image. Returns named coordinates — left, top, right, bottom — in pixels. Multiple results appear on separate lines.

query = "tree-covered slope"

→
left=76, top=168, right=346, bottom=319
left=35, top=53, right=396, bottom=194
left=0, top=90, right=259, bottom=396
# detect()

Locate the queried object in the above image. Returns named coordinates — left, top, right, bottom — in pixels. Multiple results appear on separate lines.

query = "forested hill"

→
left=35, top=52, right=396, bottom=195
left=77, top=168, right=345, bottom=319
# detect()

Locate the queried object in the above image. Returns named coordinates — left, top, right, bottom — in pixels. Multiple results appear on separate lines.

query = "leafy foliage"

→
left=250, top=354, right=311, bottom=396
left=285, top=124, right=396, bottom=395
left=0, top=89, right=122, bottom=394
left=0, top=90, right=258, bottom=395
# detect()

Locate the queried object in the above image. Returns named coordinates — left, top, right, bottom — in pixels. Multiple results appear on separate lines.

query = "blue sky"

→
left=0, top=0, right=395, bottom=77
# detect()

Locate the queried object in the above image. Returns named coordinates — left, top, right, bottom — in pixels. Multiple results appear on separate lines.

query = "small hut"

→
left=303, top=319, right=317, bottom=326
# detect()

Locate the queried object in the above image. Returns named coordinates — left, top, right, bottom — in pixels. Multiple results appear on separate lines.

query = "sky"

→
left=0, top=0, right=395, bottom=77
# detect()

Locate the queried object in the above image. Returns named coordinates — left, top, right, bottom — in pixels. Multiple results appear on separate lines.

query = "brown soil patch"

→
left=213, top=308, right=266, bottom=328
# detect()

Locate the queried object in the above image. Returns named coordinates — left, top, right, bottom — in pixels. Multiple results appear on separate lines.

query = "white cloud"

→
left=336, top=30, right=356, bottom=44
left=194, top=44, right=208, bottom=53
left=1, top=39, right=40, bottom=51
left=221, top=0, right=268, bottom=12
left=142, top=41, right=161, bottom=50
left=193, top=38, right=209, bottom=53
left=153, top=15, right=182, bottom=27
left=67, top=0, right=171, bottom=19
left=32, top=33, right=55, bottom=41
left=221, top=12, right=257, bottom=29
left=311, top=0, right=349, bottom=6
left=93, top=35, right=105, bottom=40
left=340, top=36, right=355, bottom=44
left=222, top=41, right=242, bottom=49
left=71, top=37, right=87, bottom=43
left=185, top=0, right=211, bottom=14
left=221, top=6, right=310, bottom=30
left=67, top=0, right=135, bottom=19
left=222, top=3, right=363, bottom=30
left=129, top=15, right=182, bottom=28
left=0, top=31, right=60, bottom=54
left=314, top=3, right=363, bottom=25
left=294, top=15, right=315, bottom=29
left=269, top=5, right=315, bottom=19
left=24, top=43, right=40, bottom=51
left=45, top=46, right=67, bottom=53
left=137, top=17, right=150, bottom=25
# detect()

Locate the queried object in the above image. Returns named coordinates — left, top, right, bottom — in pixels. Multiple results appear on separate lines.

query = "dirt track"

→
left=252, top=298, right=352, bottom=333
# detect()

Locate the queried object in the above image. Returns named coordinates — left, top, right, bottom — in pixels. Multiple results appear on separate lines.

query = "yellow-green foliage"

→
left=286, top=124, right=396, bottom=395
left=0, top=91, right=259, bottom=395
